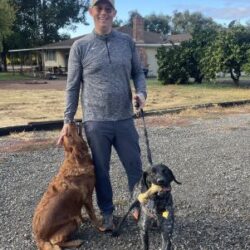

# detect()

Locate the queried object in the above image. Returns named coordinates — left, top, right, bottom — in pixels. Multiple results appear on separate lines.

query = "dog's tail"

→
left=36, top=239, right=83, bottom=250
left=36, top=240, right=61, bottom=250
left=58, top=239, right=84, bottom=248
left=112, top=199, right=140, bottom=237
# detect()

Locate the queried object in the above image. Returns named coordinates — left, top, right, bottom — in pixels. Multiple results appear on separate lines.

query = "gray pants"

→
left=84, top=118, right=142, bottom=215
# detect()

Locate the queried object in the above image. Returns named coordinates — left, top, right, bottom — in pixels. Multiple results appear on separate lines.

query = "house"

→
left=8, top=15, right=191, bottom=77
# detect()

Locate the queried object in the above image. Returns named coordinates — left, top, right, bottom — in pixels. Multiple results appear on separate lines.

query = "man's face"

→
left=89, top=1, right=116, bottom=34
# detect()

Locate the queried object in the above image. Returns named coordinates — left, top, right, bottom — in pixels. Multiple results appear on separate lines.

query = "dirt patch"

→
left=0, top=130, right=58, bottom=153
left=0, top=79, right=66, bottom=90
left=0, top=138, right=56, bottom=153
left=135, top=105, right=250, bottom=128
left=1, top=104, right=250, bottom=154
left=136, top=115, right=191, bottom=128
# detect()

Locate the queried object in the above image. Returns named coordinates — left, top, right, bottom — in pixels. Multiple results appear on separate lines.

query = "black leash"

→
left=138, top=109, right=153, bottom=166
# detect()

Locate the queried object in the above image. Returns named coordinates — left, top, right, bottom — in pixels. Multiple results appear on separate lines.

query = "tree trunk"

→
left=195, top=74, right=204, bottom=83
left=0, top=51, right=7, bottom=72
left=230, top=68, right=240, bottom=86
left=1, top=39, right=9, bottom=72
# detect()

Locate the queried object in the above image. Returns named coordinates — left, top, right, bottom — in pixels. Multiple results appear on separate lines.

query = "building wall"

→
left=144, top=47, right=158, bottom=77
left=44, top=50, right=66, bottom=69
left=42, top=47, right=159, bottom=77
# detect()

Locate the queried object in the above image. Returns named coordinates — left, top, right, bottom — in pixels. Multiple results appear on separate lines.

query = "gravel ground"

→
left=0, top=113, right=250, bottom=250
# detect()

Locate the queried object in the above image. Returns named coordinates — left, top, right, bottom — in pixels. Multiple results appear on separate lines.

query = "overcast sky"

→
left=62, top=0, right=250, bottom=37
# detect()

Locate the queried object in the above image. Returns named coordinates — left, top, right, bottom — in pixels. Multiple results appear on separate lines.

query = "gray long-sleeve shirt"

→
left=64, top=30, right=147, bottom=123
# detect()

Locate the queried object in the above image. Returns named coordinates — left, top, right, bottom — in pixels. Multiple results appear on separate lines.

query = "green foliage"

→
left=126, top=10, right=140, bottom=27
left=112, top=17, right=124, bottom=28
left=157, top=10, right=219, bottom=84
left=184, top=24, right=219, bottom=83
left=144, top=14, right=171, bottom=35
left=242, top=49, right=250, bottom=74
left=156, top=45, right=189, bottom=84
left=126, top=11, right=171, bottom=35
left=0, top=0, right=15, bottom=52
left=7, top=0, right=89, bottom=48
left=171, top=10, right=218, bottom=35
left=202, top=25, right=250, bottom=85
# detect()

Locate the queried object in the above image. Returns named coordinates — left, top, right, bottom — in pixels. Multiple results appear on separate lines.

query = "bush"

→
left=156, top=46, right=189, bottom=84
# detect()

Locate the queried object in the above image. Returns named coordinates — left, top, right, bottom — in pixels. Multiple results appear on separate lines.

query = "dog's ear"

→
left=141, top=170, right=152, bottom=190
left=160, top=164, right=182, bottom=185
left=141, top=172, right=148, bottom=187
left=169, top=169, right=181, bottom=185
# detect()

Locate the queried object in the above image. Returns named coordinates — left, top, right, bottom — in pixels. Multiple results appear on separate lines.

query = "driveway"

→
left=0, top=112, right=249, bottom=249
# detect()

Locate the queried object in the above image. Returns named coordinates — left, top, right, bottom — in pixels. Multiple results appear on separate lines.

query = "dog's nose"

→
left=156, top=178, right=165, bottom=185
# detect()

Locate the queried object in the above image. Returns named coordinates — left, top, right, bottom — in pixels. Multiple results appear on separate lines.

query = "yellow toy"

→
left=137, top=183, right=162, bottom=204
left=162, top=210, right=169, bottom=219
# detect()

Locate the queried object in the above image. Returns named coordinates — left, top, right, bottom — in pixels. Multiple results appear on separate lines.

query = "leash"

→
left=137, top=109, right=153, bottom=166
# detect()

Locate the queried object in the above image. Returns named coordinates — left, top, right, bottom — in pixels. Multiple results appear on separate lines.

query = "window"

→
left=45, top=50, right=56, bottom=61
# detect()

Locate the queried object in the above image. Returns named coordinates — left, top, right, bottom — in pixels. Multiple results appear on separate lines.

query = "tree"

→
left=0, top=0, right=15, bottom=70
left=126, top=11, right=171, bottom=35
left=202, top=25, right=250, bottom=85
left=182, top=24, right=219, bottom=83
left=2, top=0, right=89, bottom=71
left=169, top=10, right=220, bottom=83
left=126, top=10, right=140, bottom=27
left=144, top=14, right=171, bottom=35
left=242, top=49, right=250, bottom=74
left=156, top=11, right=219, bottom=84
left=0, top=0, right=15, bottom=51
left=8, top=0, right=89, bottom=47
left=112, top=17, right=124, bottom=28
left=171, top=10, right=216, bottom=35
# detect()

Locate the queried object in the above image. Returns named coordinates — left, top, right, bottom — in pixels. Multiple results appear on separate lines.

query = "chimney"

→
left=133, top=14, right=144, bottom=43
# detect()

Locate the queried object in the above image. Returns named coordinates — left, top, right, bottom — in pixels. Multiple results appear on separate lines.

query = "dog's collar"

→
left=159, top=186, right=171, bottom=193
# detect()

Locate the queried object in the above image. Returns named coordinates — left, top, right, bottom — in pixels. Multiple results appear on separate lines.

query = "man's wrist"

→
left=137, top=93, right=146, bottom=100
left=64, top=118, right=74, bottom=124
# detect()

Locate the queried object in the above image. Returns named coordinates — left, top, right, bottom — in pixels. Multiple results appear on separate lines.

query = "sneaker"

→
left=98, top=214, right=115, bottom=232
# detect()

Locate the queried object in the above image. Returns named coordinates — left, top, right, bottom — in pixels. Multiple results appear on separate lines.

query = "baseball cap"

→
left=90, top=0, right=115, bottom=9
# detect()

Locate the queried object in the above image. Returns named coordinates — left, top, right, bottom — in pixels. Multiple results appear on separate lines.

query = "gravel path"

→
left=0, top=113, right=250, bottom=250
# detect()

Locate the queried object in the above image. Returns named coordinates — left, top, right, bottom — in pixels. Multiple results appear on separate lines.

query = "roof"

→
left=164, top=33, right=192, bottom=43
left=117, top=26, right=165, bottom=44
left=9, top=25, right=191, bottom=52
left=40, top=35, right=86, bottom=49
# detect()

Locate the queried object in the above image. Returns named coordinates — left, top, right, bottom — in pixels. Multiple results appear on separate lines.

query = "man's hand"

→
left=57, top=124, right=70, bottom=145
left=134, top=93, right=146, bottom=114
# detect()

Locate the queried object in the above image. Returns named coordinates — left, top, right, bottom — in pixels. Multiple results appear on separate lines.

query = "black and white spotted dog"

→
left=113, top=164, right=181, bottom=250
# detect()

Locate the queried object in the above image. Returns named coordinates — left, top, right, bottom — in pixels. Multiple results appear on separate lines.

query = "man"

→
left=57, top=0, right=147, bottom=231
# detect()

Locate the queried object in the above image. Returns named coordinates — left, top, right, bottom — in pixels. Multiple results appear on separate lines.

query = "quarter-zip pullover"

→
left=64, top=30, right=147, bottom=123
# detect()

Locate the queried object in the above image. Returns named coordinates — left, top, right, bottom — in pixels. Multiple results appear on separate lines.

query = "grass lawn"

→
left=0, top=78, right=250, bottom=127
left=146, top=79, right=250, bottom=111
left=0, top=72, right=34, bottom=81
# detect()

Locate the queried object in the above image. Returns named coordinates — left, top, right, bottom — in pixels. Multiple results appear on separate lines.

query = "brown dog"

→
left=32, top=123, right=99, bottom=250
